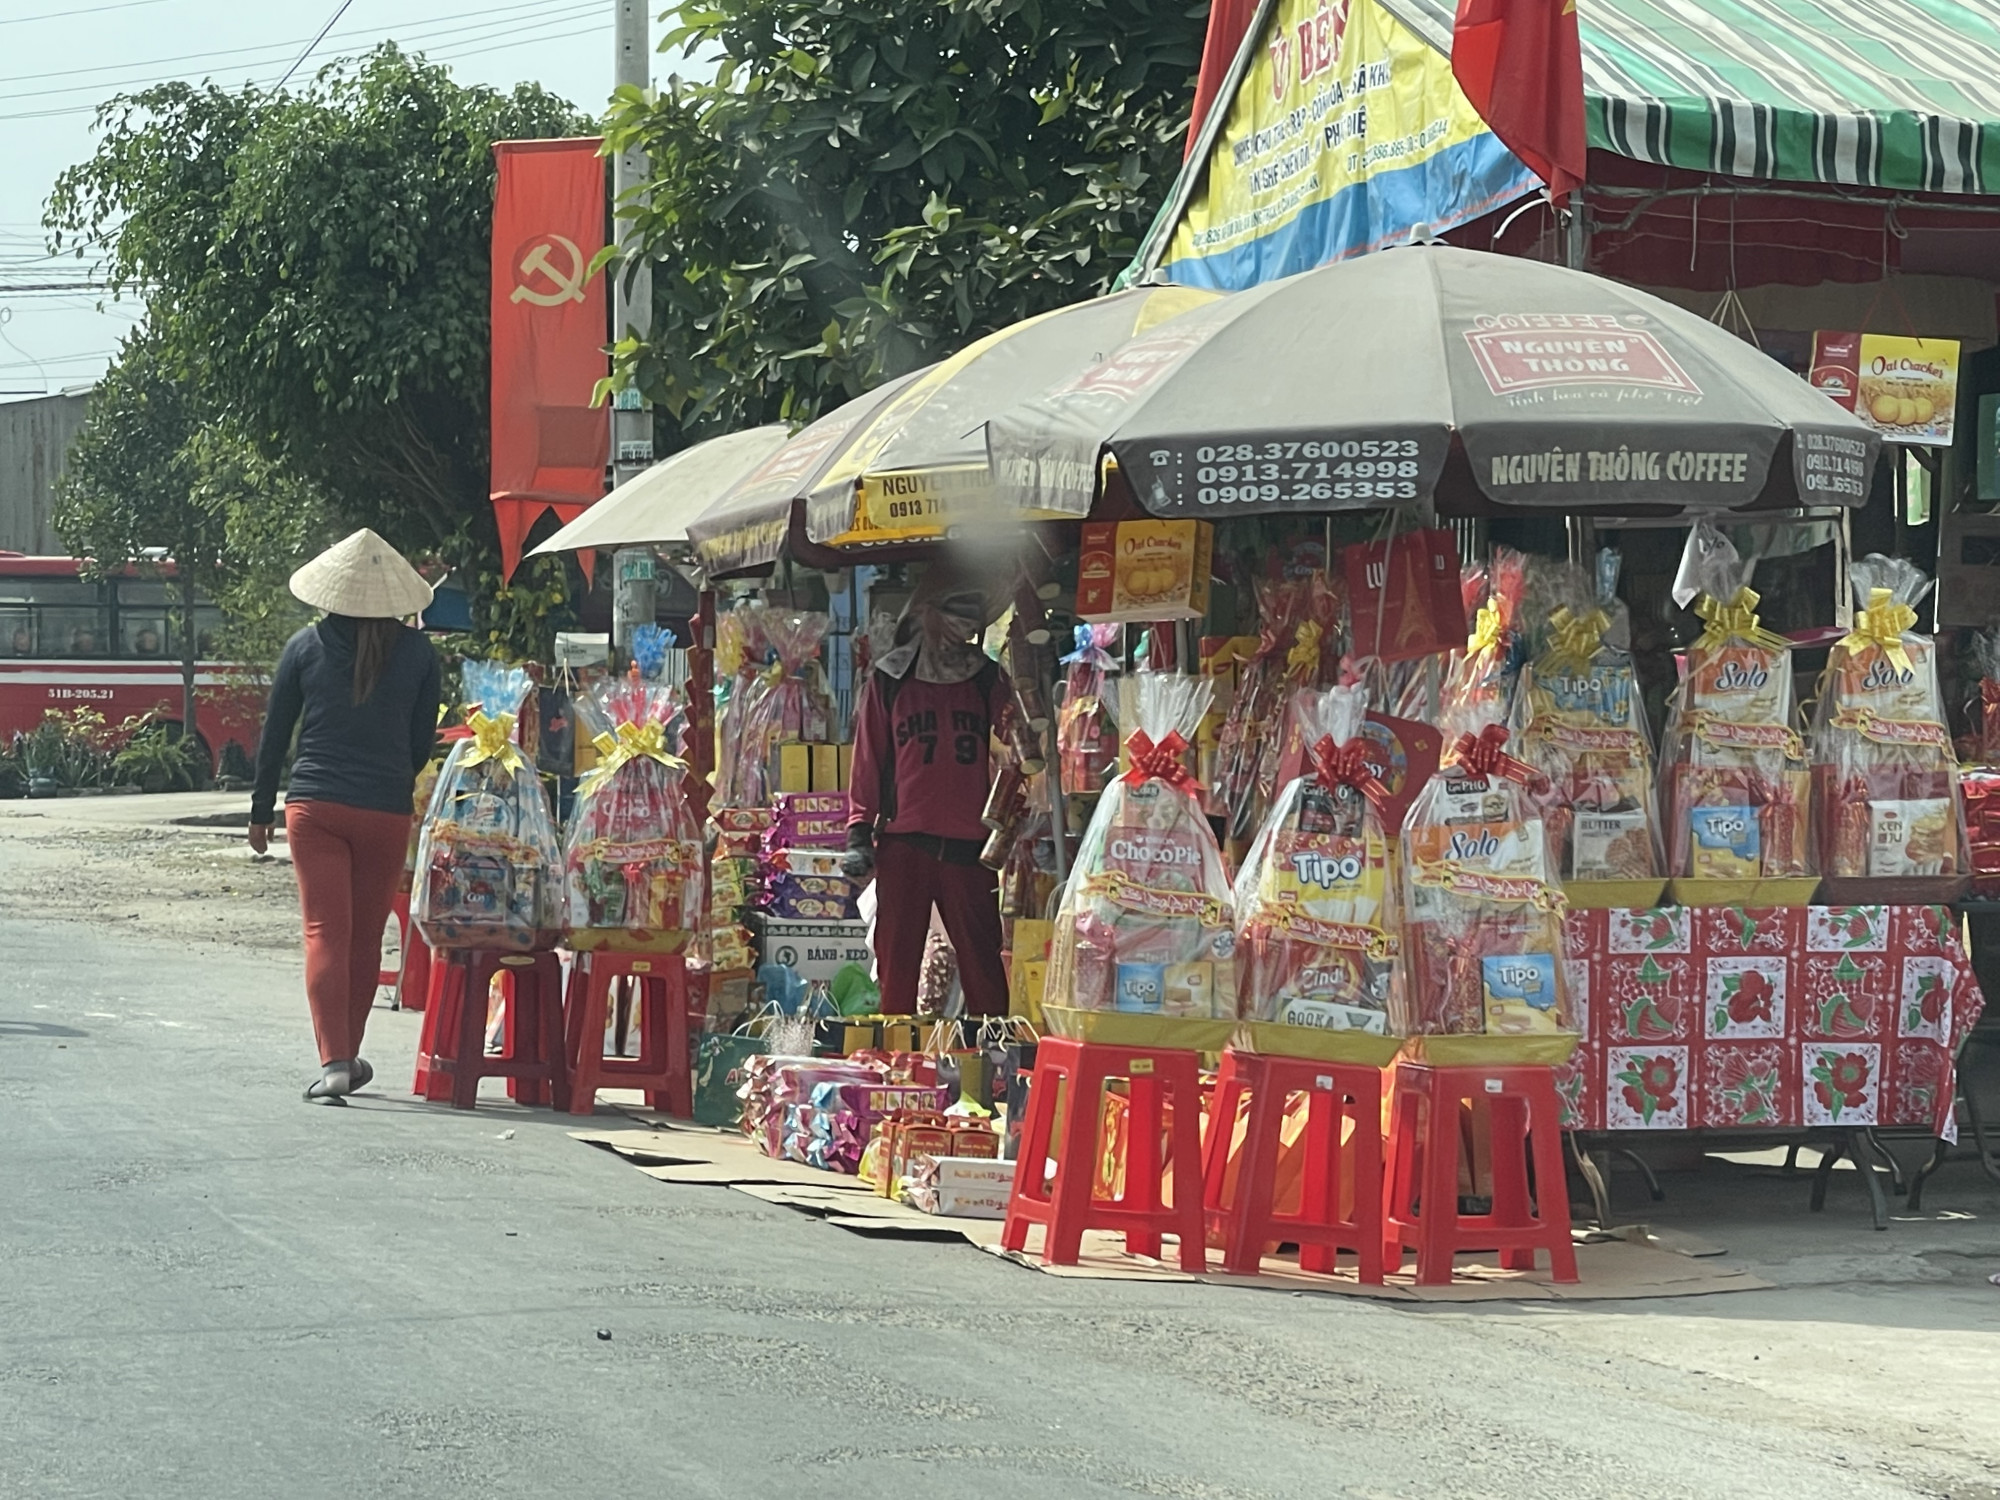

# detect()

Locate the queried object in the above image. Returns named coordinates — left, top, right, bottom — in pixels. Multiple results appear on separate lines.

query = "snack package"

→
left=1514, top=551, right=1662, bottom=883
left=563, top=676, right=704, bottom=951
left=1211, top=573, right=1341, bottom=838
left=1057, top=624, right=1121, bottom=796
left=1234, top=686, right=1401, bottom=1034
left=1660, top=524, right=1811, bottom=883
left=1045, top=674, right=1237, bottom=1020
left=1812, top=556, right=1967, bottom=885
left=1401, top=725, right=1570, bottom=1039
left=412, top=662, right=563, bottom=952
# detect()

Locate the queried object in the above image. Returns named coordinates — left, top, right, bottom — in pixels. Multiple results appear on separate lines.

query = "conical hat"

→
left=289, top=529, right=434, bottom=618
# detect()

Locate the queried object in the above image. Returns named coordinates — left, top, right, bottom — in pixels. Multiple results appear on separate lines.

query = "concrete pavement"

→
left=4, top=902, right=2000, bottom=1497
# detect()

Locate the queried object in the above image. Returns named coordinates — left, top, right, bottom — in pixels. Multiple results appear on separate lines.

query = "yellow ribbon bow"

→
left=459, top=711, right=524, bottom=772
left=1839, top=586, right=1918, bottom=676
left=1285, top=619, right=1323, bottom=682
left=582, top=719, right=686, bottom=796
left=1467, top=600, right=1503, bottom=657
left=1694, top=587, right=1790, bottom=653
left=1541, top=606, right=1610, bottom=675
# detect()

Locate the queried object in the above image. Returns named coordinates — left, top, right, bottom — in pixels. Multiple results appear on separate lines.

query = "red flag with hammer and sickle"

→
left=490, top=137, right=608, bottom=579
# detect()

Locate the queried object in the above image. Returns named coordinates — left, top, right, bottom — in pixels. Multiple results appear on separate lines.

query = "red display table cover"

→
left=1555, top=905, right=1982, bottom=1136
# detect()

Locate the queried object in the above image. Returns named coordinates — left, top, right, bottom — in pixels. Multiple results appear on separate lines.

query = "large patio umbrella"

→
left=528, top=424, right=790, bottom=558
left=684, top=373, right=927, bottom=579
left=801, top=284, right=1222, bottom=548
left=989, top=245, right=1881, bottom=520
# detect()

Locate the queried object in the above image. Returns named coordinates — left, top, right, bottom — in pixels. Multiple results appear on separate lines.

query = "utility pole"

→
left=610, top=0, right=653, bottom=487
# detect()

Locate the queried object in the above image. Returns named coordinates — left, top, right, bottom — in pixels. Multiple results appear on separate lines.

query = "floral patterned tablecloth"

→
left=1556, top=906, right=1984, bottom=1136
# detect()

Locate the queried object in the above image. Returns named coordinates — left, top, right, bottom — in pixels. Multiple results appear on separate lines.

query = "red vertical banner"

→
left=490, top=137, right=608, bottom=579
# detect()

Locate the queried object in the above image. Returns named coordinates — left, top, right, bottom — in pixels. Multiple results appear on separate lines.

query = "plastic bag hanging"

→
left=413, top=661, right=563, bottom=952
left=1045, top=673, right=1236, bottom=1021
left=1400, top=724, right=1573, bottom=1045
left=1233, top=685, right=1401, bottom=1035
left=731, top=610, right=833, bottom=806
left=713, top=604, right=771, bottom=808
left=1659, top=522, right=1811, bottom=887
left=1513, top=550, right=1663, bottom=886
left=563, top=675, right=705, bottom=951
left=1056, top=623, right=1121, bottom=797
left=1810, top=555, right=1967, bottom=893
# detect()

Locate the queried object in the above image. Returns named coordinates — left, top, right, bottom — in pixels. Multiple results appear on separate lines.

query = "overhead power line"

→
left=278, top=0, right=359, bottom=90
left=0, top=0, right=170, bottom=26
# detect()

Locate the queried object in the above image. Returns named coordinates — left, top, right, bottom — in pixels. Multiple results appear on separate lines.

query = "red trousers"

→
left=287, top=800, right=411, bottom=1064
left=873, top=833, right=1008, bottom=1016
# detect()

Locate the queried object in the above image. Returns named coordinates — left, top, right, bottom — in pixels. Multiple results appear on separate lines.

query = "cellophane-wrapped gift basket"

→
left=1043, top=673, right=1236, bottom=1048
left=413, top=661, right=562, bottom=953
left=1401, top=723, right=1575, bottom=1063
left=563, top=676, right=704, bottom=952
left=1812, top=555, right=1969, bottom=903
left=1231, top=683, right=1403, bottom=1064
left=1513, top=550, right=1665, bottom=907
left=1659, top=523, right=1815, bottom=905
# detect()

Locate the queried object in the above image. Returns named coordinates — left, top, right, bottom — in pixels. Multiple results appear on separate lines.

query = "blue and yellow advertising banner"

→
left=1163, top=0, right=1539, bottom=290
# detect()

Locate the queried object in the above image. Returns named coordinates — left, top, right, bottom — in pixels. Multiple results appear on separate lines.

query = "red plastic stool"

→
left=1201, top=1049, right=1384, bottom=1281
left=411, top=950, right=570, bottom=1110
left=564, top=949, right=693, bottom=1118
left=1001, top=1036, right=1206, bottom=1272
left=1383, top=1061, right=1577, bottom=1285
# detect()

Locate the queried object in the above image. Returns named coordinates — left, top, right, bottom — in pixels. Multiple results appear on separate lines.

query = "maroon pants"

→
left=873, top=833, right=1008, bottom=1016
left=287, top=799, right=411, bottom=1064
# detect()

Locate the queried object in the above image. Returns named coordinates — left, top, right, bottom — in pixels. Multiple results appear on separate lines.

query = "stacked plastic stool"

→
left=1202, top=1049, right=1384, bottom=1281
left=563, top=949, right=693, bottom=1118
left=411, top=949, right=570, bottom=1111
left=1001, top=1037, right=1206, bottom=1272
left=1383, top=1061, right=1577, bottom=1285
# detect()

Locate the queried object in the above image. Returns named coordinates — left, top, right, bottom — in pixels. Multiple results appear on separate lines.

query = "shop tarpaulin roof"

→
left=1395, top=0, right=2000, bottom=194
left=528, top=425, right=790, bottom=557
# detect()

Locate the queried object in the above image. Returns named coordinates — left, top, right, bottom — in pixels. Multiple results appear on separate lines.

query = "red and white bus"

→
left=0, top=553, right=263, bottom=773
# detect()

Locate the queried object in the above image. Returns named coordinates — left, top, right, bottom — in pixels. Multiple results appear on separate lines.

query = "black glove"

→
left=841, top=824, right=876, bottom=880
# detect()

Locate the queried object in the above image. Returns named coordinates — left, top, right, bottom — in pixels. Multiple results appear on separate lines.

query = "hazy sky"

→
left=0, top=0, right=649, bottom=400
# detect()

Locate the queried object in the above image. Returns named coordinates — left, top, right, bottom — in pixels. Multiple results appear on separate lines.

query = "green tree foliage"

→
left=46, top=46, right=594, bottom=660
left=601, top=0, right=1207, bottom=440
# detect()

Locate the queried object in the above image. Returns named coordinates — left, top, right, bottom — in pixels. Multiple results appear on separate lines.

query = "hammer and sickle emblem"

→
left=510, top=234, right=588, bottom=306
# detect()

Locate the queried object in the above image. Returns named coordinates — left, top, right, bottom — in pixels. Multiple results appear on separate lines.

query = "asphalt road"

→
left=2, top=905, right=1996, bottom=1500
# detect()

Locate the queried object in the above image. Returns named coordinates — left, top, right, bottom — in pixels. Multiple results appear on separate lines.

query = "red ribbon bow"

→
left=1448, top=723, right=1545, bottom=790
left=1310, top=734, right=1387, bottom=808
left=1122, top=729, right=1198, bottom=791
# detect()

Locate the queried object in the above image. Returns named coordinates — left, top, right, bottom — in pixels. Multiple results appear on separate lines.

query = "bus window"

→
left=2, top=607, right=31, bottom=657
left=7, top=579, right=108, bottom=658
left=117, top=581, right=225, bottom=659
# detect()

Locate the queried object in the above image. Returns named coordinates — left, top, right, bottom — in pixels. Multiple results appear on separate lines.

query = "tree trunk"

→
left=179, top=565, right=199, bottom=777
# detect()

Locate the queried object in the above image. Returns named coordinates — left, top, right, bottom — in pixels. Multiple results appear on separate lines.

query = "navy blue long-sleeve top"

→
left=251, top=616, right=441, bottom=825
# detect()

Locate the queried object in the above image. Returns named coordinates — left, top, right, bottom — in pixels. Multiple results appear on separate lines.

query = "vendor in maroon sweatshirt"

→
left=843, top=571, right=1013, bottom=1015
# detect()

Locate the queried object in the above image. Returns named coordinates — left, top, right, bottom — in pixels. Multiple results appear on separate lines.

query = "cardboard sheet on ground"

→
left=572, top=1125, right=876, bottom=1191
left=573, top=1124, right=1769, bottom=1301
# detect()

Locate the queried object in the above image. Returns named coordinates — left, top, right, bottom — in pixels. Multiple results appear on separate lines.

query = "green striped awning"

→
left=1385, top=0, right=2000, bottom=194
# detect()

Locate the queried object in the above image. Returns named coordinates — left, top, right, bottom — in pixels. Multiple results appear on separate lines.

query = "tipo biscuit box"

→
left=1078, top=520, right=1213, bottom=623
left=752, top=914, right=872, bottom=984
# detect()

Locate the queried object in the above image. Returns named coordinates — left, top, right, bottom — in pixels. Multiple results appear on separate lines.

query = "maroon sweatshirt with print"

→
left=846, top=666, right=1010, bottom=843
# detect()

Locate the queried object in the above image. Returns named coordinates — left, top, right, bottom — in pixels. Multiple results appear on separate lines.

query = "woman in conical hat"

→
left=249, top=529, right=440, bottom=1103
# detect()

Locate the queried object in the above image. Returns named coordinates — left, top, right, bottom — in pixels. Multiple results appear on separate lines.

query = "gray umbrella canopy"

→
left=989, top=245, right=1880, bottom=519
left=528, top=425, right=790, bottom=557
left=684, top=372, right=926, bottom=578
